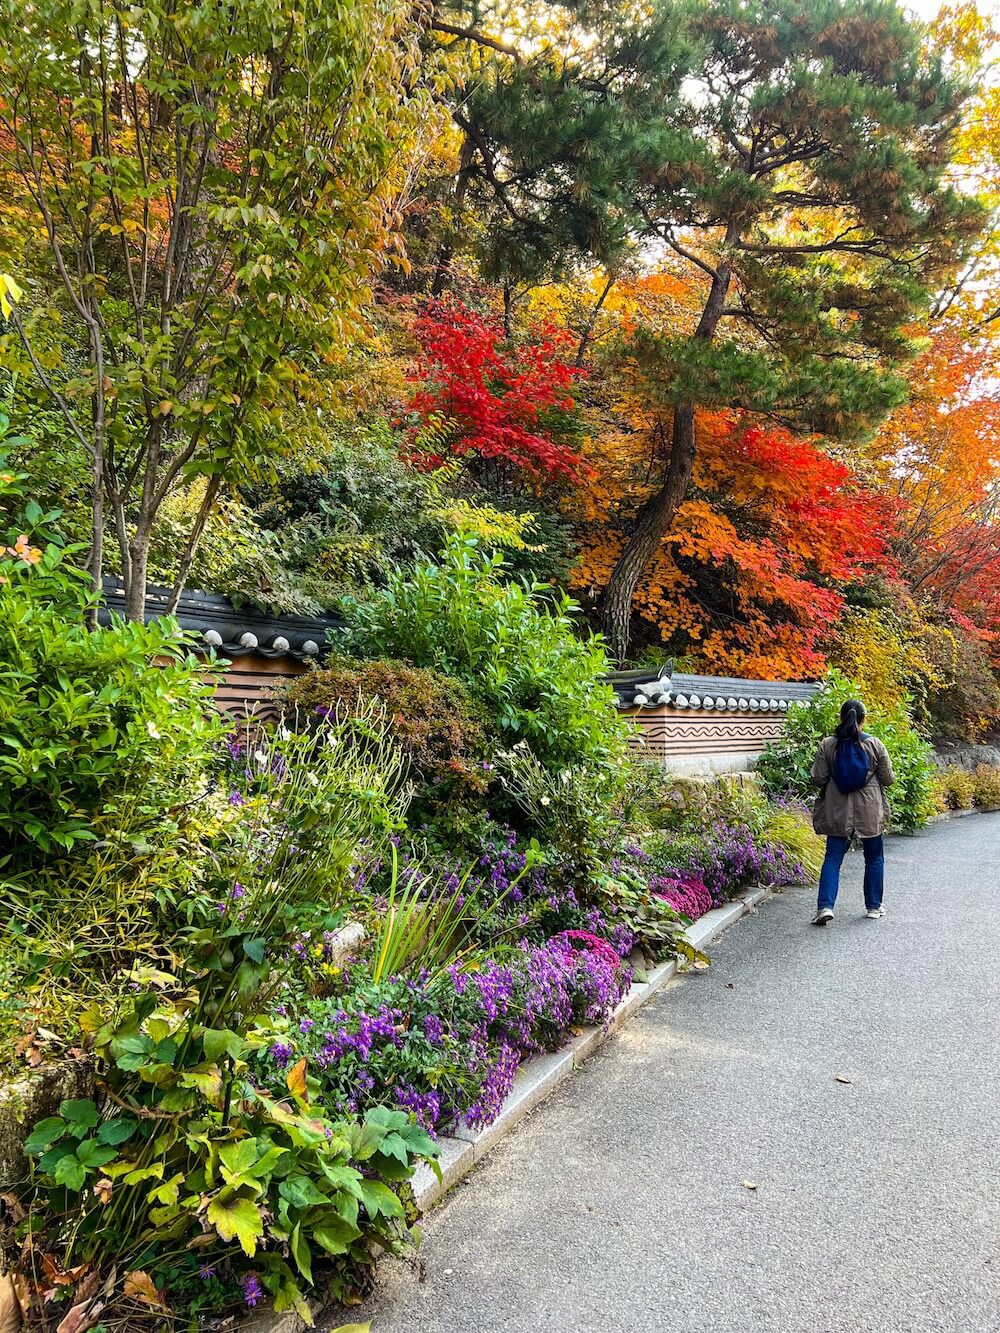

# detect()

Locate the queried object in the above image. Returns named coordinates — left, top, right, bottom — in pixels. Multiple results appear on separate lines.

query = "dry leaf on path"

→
left=123, top=1271, right=165, bottom=1308
left=834, top=1074, right=853, bottom=1084
left=741, top=1180, right=758, bottom=1190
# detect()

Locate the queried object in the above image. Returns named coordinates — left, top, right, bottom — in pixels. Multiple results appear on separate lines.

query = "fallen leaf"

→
left=286, top=1057, right=308, bottom=1101
left=92, top=1179, right=113, bottom=1205
left=0, top=1194, right=26, bottom=1224
left=329, top=1325, right=372, bottom=1333
left=123, top=1271, right=165, bottom=1308
left=834, top=1074, right=853, bottom=1084
left=41, top=1258, right=89, bottom=1288
left=725, top=983, right=735, bottom=990
left=55, top=1300, right=105, bottom=1333
left=741, top=1180, right=758, bottom=1190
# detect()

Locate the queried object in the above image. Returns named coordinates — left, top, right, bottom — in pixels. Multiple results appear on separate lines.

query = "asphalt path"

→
left=327, top=816, right=1000, bottom=1333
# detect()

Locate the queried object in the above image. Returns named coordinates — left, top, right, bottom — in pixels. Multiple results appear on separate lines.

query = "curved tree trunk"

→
left=601, top=403, right=696, bottom=663
left=600, top=243, right=736, bottom=662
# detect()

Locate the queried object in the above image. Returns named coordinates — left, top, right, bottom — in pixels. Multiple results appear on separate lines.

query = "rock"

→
left=324, top=922, right=365, bottom=966
left=931, top=742, right=1000, bottom=772
left=0, top=1061, right=93, bottom=1189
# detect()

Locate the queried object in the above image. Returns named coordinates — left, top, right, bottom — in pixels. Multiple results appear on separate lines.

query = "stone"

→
left=0, top=1060, right=93, bottom=1188
left=932, top=742, right=1000, bottom=772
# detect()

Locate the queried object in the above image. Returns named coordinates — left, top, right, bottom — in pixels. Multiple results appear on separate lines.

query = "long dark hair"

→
left=835, top=698, right=866, bottom=744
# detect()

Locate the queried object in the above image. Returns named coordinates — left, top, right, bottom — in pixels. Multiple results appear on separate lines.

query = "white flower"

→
left=146, top=721, right=161, bottom=739
left=540, top=795, right=551, bottom=806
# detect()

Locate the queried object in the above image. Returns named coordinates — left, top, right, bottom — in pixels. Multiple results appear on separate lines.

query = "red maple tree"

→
left=408, top=300, right=584, bottom=480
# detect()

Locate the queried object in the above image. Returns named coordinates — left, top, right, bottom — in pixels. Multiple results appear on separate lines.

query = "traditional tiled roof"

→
left=607, top=665, right=819, bottom=713
left=99, top=579, right=340, bottom=662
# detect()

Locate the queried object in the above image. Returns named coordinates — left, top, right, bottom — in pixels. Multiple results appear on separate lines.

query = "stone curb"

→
left=244, top=886, right=771, bottom=1332
left=928, top=806, right=998, bottom=823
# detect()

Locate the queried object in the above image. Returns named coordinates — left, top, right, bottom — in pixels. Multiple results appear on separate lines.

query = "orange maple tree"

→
left=571, top=404, right=893, bottom=679
left=868, top=323, right=1000, bottom=660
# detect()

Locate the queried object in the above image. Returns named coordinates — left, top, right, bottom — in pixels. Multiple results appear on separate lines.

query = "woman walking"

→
left=811, top=698, right=894, bottom=925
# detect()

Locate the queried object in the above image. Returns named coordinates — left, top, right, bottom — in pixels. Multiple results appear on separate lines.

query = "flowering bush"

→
left=651, top=876, right=714, bottom=920
left=262, top=930, right=631, bottom=1138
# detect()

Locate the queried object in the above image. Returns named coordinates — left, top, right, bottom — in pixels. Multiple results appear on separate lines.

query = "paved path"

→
left=330, top=818, right=1000, bottom=1333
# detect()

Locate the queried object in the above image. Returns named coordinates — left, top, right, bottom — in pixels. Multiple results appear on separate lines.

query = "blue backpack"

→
left=832, top=735, right=872, bottom=795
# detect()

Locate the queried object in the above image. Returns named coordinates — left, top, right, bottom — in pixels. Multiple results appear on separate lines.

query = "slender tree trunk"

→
left=601, top=403, right=697, bottom=663
left=431, top=134, right=475, bottom=296
left=600, top=244, right=736, bottom=662
left=124, top=523, right=152, bottom=621
left=575, top=273, right=615, bottom=369
left=167, top=473, right=222, bottom=612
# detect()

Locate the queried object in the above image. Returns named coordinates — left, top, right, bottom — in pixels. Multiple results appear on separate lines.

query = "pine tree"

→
left=450, top=0, right=985, bottom=661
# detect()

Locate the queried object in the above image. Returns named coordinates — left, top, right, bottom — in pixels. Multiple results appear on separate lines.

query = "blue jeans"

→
left=817, top=836, right=884, bottom=912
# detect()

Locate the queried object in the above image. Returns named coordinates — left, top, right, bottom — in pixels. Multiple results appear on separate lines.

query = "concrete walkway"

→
left=330, top=818, right=1000, bottom=1333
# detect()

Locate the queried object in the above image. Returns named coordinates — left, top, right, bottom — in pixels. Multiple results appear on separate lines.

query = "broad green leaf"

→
left=358, top=1179, right=403, bottom=1220
left=206, top=1192, right=264, bottom=1257
left=279, top=1174, right=330, bottom=1210
left=202, top=1027, right=248, bottom=1063
left=290, top=1221, right=313, bottom=1284
left=52, top=1153, right=87, bottom=1191
left=97, top=1117, right=138, bottom=1146
left=74, top=1139, right=117, bottom=1169
left=59, top=1099, right=98, bottom=1130
left=23, top=1117, right=66, bottom=1155
left=311, top=1214, right=363, bottom=1256
left=218, top=1139, right=260, bottom=1184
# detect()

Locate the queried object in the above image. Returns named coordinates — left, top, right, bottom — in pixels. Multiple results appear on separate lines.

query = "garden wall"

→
left=609, top=667, right=819, bottom=774
left=99, top=580, right=341, bottom=720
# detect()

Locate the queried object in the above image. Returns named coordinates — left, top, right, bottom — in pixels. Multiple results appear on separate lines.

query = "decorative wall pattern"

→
left=624, top=708, right=786, bottom=760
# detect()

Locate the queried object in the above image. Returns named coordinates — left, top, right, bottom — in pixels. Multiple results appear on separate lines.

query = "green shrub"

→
left=340, top=535, right=629, bottom=774
left=282, top=658, right=492, bottom=814
left=0, top=577, right=221, bottom=863
left=758, top=668, right=936, bottom=834
left=972, top=763, right=1000, bottom=810
left=932, top=765, right=975, bottom=812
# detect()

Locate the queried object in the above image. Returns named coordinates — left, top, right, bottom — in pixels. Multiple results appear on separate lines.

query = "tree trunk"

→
left=167, top=473, right=222, bottom=613
left=600, top=244, right=736, bottom=662
left=601, top=403, right=697, bottom=663
left=124, top=521, right=153, bottom=621
left=431, top=134, right=475, bottom=297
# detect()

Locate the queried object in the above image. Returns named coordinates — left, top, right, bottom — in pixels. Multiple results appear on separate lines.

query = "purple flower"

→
left=241, top=1274, right=263, bottom=1308
left=228, top=790, right=244, bottom=807
left=422, top=1013, right=445, bottom=1045
left=270, top=1041, right=294, bottom=1068
left=199, top=1264, right=217, bottom=1280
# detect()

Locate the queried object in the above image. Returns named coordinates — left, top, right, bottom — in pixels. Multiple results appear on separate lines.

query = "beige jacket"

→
left=810, top=734, right=895, bottom=839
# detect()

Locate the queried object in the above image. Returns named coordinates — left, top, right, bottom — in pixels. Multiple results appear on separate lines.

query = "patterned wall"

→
left=624, top=706, right=786, bottom=760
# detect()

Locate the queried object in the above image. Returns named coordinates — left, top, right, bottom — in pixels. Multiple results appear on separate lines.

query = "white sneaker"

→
left=865, top=907, right=885, bottom=920
left=812, top=908, right=834, bottom=926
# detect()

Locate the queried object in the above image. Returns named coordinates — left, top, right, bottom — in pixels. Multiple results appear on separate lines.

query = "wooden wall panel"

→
left=213, top=654, right=309, bottom=722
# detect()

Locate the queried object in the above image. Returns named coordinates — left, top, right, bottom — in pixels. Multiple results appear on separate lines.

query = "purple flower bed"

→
left=263, top=931, right=631, bottom=1137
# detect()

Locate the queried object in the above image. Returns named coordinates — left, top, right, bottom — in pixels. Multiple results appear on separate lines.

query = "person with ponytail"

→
left=809, top=698, right=895, bottom=925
